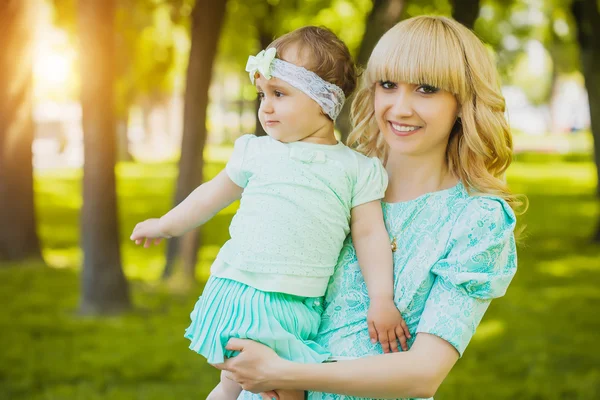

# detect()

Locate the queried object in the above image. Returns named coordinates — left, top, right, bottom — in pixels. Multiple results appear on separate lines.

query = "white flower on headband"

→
left=244, top=48, right=346, bottom=120
left=245, top=47, right=277, bottom=84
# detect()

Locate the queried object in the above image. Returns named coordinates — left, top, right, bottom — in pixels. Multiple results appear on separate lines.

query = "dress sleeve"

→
left=351, top=156, right=388, bottom=208
left=416, top=196, right=518, bottom=356
left=225, top=134, right=255, bottom=188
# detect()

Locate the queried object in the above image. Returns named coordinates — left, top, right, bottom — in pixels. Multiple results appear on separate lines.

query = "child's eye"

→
left=257, top=91, right=265, bottom=100
left=417, top=84, right=439, bottom=94
left=274, top=90, right=284, bottom=97
left=379, top=80, right=397, bottom=90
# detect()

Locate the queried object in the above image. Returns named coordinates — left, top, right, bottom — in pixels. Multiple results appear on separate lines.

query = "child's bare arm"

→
left=131, top=170, right=243, bottom=243
left=351, top=201, right=410, bottom=352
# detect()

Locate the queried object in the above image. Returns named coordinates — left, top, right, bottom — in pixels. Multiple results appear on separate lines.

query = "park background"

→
left=0, top=0, right=599, bottom=399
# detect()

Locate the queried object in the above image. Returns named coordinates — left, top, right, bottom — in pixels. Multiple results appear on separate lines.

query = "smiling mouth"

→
left=389, top=122, right=422, bottom=136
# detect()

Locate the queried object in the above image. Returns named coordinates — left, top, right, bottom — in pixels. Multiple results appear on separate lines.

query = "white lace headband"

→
left=245, top=48, right=346, bottom=120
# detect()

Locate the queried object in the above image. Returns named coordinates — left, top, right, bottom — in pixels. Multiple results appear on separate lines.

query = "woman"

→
left=218, top=15, right=525, bottom=399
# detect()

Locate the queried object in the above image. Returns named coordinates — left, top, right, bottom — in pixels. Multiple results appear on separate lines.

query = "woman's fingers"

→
left=225, top=337, right=251, bottom=352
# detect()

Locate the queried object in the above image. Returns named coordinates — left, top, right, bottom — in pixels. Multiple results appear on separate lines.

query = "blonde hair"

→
left=348, top=16, right=527, bottom=216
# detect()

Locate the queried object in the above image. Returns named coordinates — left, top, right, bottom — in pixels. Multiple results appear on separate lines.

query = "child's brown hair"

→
left=267, top=26, right=357, bottom=99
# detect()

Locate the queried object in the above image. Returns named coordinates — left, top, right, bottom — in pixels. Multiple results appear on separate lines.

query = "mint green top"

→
left=211, top=134, right=388, bottom=297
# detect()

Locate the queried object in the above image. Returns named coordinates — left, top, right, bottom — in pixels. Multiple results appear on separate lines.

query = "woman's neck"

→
left=384, top=152, right=458, bottom=202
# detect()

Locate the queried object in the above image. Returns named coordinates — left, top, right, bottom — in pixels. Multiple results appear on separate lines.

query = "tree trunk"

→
left=78, top=0, right=130, bottom=313
left=450, top=0, right=480, bottom=30
left=163, top=0, right=228, bottom=280
left=337, top=0, right=406, bottom=143
left=0, top=0, right=42, bottom=263
left=572, top=0, right=600, bottom=242
left=253, top=3, right=275, bottom=137
left=116, top=116, right=133, bottom=162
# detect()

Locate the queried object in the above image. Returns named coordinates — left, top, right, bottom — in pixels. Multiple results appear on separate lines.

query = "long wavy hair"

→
left=348, top=15, right=527, bottom=216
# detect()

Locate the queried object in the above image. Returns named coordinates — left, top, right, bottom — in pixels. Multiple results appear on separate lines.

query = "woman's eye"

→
left=417, top=84, right=439, bottom=94
left=379, top=80, right=397, bottom=90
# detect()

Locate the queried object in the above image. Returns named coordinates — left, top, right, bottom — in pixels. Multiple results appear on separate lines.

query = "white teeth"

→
left=391, top=123, right=419, bottom=132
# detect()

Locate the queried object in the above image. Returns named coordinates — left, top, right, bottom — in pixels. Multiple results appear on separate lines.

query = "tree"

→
left=0, top=0, right=42, bottom=263
left=571, top=0, right=600, bottom=240
left=163, top=0, right=228, bottom=281
left=253, top=2, right=276, bottom=137
left=78, top=0, right=130, bottom=313
left=450, top=0, right=480, bottom=29
left=54, top=0, right=186, bottom=161
left=337, top=0, right=407, bottom=142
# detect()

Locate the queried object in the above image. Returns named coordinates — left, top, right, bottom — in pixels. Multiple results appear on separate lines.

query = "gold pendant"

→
left=391, top=237, right=397, bottom=252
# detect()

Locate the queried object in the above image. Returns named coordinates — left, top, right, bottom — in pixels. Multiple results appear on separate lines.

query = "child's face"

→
left=255, top=74, right=330, bottom=143
left=374, top=81, right=459, bottom=157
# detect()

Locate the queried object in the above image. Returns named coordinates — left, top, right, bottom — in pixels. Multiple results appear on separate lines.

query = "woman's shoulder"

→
left=454, top=188, right=517, bottom=230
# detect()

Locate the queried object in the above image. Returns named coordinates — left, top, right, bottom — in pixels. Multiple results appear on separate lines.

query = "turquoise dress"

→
left=239, top=182, right=517, bottom=400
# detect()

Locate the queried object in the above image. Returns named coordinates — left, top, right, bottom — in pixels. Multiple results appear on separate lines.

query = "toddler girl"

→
left=131, top=26, right=409, bottom=400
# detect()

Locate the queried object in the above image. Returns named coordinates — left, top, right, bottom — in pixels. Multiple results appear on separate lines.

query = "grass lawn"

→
left=0, top=156, right=599, bottom=399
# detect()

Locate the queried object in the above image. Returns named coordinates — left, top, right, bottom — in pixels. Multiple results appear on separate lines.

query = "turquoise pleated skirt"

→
left=184, top=276, right=330, bottom=364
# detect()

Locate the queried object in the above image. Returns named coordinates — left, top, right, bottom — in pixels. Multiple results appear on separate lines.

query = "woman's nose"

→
left=389, top=87, right=414, bottom=118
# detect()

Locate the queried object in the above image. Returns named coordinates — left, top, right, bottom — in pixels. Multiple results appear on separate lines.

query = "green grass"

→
left=0, top=157, right=599, bottom=399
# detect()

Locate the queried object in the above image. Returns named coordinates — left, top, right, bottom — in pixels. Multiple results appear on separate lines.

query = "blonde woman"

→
left=218, top=16, right=526, bottom=400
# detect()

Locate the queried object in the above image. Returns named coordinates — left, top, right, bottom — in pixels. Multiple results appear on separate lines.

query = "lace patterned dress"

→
left=239, top=183, right=517, bottom=400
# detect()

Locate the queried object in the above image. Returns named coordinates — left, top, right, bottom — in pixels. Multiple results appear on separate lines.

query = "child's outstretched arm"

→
left=131, top=170, right=243, bottom=247
left=351, top=201, right=411, bottom=353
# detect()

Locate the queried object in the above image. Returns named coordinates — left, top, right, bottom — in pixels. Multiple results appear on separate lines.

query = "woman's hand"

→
left=213, top=338, right=289, bottom=394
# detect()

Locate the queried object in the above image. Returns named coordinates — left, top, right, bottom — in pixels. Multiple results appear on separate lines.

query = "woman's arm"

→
left=217, top=333, right=459, bottom=399
left=351, top=201, right=410, bottom=352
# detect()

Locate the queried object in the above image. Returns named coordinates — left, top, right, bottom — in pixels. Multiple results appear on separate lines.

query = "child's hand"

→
left=367, top=298, right=411, bottom=353
left=130, top=218, right=171, bottom=247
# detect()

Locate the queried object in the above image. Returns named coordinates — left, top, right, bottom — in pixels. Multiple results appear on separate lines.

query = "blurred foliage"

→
left=45, top=0, right=597, bottom=112
left=1, top=156, right=599, bottom=399
left=51, top=0, right=192, bottom=114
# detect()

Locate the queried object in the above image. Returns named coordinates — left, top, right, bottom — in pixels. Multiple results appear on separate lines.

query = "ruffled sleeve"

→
left=351, top=156, right=388, bottom=208
left=225, top=134, right=255, bottom=188
left=416, top=196, right=517, bottom=356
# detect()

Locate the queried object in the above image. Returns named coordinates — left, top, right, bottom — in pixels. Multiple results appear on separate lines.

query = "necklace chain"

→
left=390, top=196, right=431, bottom=252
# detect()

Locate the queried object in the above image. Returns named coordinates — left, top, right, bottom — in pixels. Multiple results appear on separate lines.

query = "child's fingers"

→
left=368, top=321, right=377, bottom=344
left=144, top=238, right=151, bottom=248
left=378, top=330, right=391, bottom=353
left=395, top=326, right=408, bottom=351
left=260, top=391, right=278, bottom=400
left=154, top=238, right=163, bottom=245
left=387, top=329, right=399, bottom=352
left=401, top=318, right=411, bottom=339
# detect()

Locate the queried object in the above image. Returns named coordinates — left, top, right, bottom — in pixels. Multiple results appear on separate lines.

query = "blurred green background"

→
left=0, top=0, right=599, bottom=399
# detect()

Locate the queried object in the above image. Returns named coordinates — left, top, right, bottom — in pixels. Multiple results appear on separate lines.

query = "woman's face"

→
left=374, top=81, right=459, bottom=157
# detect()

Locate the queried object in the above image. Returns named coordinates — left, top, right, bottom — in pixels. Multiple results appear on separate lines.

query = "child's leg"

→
left=206, top=371, right=243, bottom=400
